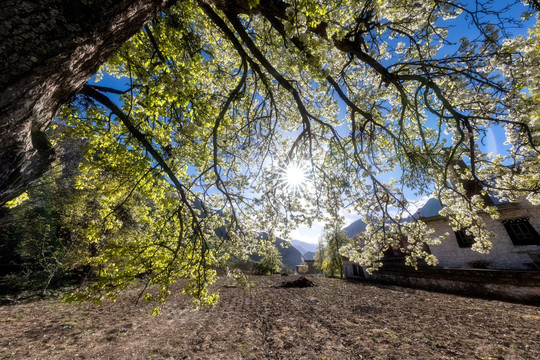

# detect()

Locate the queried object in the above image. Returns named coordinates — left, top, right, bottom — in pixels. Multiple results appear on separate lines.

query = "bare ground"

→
left=1, top=275, right=539, bottom=360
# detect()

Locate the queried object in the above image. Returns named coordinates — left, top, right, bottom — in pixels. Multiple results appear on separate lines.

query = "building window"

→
left=502, top=218, right=540, bottom=246
left=351, top=264, right=364, bottom=277
left=455, top=229, right=474, bottom=248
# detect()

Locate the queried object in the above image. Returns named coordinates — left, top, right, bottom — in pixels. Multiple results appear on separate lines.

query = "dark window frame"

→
left=502, top=218, right=540, bottom=246
left=352, top=264, right=359, bottom=276
left=455, top=229, right=475, bottom=248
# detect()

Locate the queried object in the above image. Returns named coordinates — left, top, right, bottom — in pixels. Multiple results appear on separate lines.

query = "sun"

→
left=278, top=162, right=311, bottom=194
left=285, top=163, right=306, bottom=187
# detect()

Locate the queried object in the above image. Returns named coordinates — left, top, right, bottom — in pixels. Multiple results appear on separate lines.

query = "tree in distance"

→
left=318, top=225, right=348, bottom=278
left=3, top=0, right=540, bottom=307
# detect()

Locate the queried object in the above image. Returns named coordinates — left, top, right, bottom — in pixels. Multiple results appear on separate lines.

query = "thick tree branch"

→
left=0, top=0, right=176, bottom=206
left=80, top=84, right=208, bottom=243
left=223, top=11, right=315, bottom=158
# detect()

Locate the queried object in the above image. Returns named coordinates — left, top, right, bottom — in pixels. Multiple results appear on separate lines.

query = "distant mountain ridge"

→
left=343, top=198, right=443, bottom=238
left=343, top=219, right=367, bottom=238
left=251, top=233, right=304, bottom=269
left=414, top=198, right=443, bottom=218
left=289, top=239, right=318, bottom=256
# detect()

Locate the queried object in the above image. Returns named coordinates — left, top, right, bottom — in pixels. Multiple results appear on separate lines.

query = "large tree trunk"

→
left=0, top=0, right=175, bottom=206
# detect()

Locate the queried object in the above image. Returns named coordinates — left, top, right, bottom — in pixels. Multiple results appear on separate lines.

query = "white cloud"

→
left=289, top=221, right=325, bottom=244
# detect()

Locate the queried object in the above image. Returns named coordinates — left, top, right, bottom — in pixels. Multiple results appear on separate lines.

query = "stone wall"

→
left=365, top=267, right=540, bottom=304
left=425, top=200, right=540, bottom=270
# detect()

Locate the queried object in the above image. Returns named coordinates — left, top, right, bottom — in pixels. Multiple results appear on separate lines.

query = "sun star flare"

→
left=285, top=163, right=306, bottom=187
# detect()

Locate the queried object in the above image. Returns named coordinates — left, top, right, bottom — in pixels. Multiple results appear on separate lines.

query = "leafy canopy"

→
left=54, top=0, right=540, bottom=305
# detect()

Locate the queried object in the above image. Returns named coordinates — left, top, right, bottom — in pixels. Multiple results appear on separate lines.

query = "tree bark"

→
left=0, top=0, right=175, bottom=206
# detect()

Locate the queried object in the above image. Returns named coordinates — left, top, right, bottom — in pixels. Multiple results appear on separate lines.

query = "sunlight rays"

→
left=279, top=162, right=311, bottom=195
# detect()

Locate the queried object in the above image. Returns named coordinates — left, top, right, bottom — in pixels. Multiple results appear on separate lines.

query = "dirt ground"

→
left=1, top=275, right=539, bottom=360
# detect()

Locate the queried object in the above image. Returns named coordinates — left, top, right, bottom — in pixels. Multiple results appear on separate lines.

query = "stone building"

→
left=341, top=198, right=540, bottom=302
left=423, top=199, right=540, bottom=270
left=343, top=198, right=540, bottom=273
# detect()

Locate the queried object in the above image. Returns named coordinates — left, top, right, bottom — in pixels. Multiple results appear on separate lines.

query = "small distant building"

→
left=296, top=264, right=308, bottom=274
left=304, top=259, right=316, bottom=274
left=295, top=259, right=316, bottom=275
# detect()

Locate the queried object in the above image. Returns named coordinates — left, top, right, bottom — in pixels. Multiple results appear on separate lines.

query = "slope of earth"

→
left=1, top=276, right=539, bottom=359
